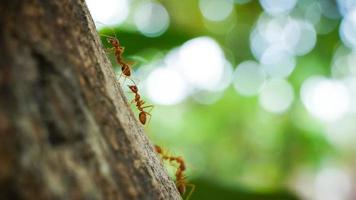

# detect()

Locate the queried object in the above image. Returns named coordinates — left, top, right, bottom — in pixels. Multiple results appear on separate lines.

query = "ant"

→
left=154, top=145, right=195, bottom=200
left=100, top=32, right=135, bottom=86
left=105, top=36, right=133, bottom=79
left=97, top=22, right=131, bottom=74
left=128, top=84, right=154, bottom=125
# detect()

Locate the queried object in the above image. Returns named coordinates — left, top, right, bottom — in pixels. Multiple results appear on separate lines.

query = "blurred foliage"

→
left=190, top=178, right=299, bottom=200
left=98, top=0, right=350, bottom=199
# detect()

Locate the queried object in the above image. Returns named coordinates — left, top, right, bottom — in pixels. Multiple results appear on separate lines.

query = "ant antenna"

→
left=99, top=33, right=116, bottom=39
left=184, top=183, right=195, bottom=200
left=95, top=21, right=119, bottom=39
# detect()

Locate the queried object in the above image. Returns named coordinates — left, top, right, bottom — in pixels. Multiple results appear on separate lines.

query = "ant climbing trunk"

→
left=0, top=0, right=181, bottom=200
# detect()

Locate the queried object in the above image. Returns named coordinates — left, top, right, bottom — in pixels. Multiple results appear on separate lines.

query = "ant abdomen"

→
left=177, top=184, right=186, bottom=195
left=139, top=112, right=147, bottom=124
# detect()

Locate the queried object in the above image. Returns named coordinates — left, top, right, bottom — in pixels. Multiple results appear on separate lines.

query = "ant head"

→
left=179, top=161, right=186, bottom=171
left=154, top=145, right=163, bottom=154
left=107, top=37, right=119, bottom=46
left=128, top=85, right=138, bottom=93
left=176, top=157, right=184, bottom=162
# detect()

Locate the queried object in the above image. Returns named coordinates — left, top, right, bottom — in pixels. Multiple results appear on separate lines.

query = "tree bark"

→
left=0, top=0, right=181, bottom=199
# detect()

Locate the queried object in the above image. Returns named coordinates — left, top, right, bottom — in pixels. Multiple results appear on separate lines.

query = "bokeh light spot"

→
left=315, top=168, right=352, bottom=200
left=86, top=0, right=129, bottom=27
left=134, top=2, right=170, bottom=37
left=301, top=76, right=351, bottom=122
left=259, top=0, right=297, bottom=16
left=233, top=61, right=265, bottom=96
left=292, top=21, right=317, bottom=56
left=251, top=14, right=316, bottom=60
left=340, top=7, right=356, bottom=49
left=337, top=0, right=356, bottom=16
left=259, top=79, right=294, bottom=113
left=199, top=0, right=234, bottom=22
left=146, top=67, right=188, bottom=105
left=176, top=37, right=226, bottom=91
left=261, top=45, right=296, bottom=78
left=304, top=2, right=322, bottom=25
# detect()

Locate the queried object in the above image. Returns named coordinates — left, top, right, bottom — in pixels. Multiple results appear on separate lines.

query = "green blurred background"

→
left=86, top=0, right=356, bottom=199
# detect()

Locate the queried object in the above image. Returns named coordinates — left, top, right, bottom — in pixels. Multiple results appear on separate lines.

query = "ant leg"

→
left=141, top=103, right=154, bottom=109
left=127, top=77, right=137, bottom=86
left=123, top=76, right=127, bottom=86
left=147, top=105, right=154, bottom=113
left=130, top=99, right=136, bottom=105
left=165, top=156, right=180, bottom=169
left=104, top=47, right=115, bottom=53
left=142, top=104, right=154, bottom=109
left=116, top=71, right=123, bottom=82
left=120, top=75, right=127, bottom=87
left=156, top=148, right=178, bottom=166
left=116, top=73, right=125, bottom=89
left=126, top=76, right=136, bottom=87
left=145, top=111, right=153, bottom=125
left=130, top=77, right=140, bottom=85
left=154, top=145, right=168, bottom=163
left=120, top=46, right=125, bottom=53
left=117, top=73, right=128, bottom=90
left=99, top=33, right=116, bottom=40
left=142, top=105, right=154, bottom=114
left=184, top=183, right=195, bottom=200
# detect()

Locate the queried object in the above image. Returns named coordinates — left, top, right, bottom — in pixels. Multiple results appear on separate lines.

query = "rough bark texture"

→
left=0, top=0, right=181, bottom=199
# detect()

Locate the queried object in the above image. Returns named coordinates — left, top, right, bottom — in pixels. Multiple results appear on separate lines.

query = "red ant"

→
left=128, top=84, right=154, bottom=125
left=154, top=145, right=195, bottom=200
left=97, top=22, right=133, bottom=79
left=105, top=36, right=133, bottom=78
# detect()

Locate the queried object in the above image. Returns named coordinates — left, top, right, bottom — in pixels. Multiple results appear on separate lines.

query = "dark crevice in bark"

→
left=32, top=50, right=85, bottom=147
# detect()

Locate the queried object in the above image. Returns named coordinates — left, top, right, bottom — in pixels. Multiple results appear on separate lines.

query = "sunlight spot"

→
left=301, top=76, right=351, bottom=122
left=199, top=0, right=234, bottom=22
left=233, top=61, right=265, bottom=96
left=337, top=0, right=356, bottom=16
left=320, top=0, right=340, bottom=20
left=175, top=37, right=225, bottom=91
left=260, top=45, right=296, bottom=78
left=250, top=27, right=270, bottom=60
left=146, top=67, right=188, bottom=105
left=86, top=0, right=129, bottom=27
left=134, top=2, right=170, bottom=37
left=259, top=79, right=294, bottom=113
left=292, top=20, right=317, bottom=56
left=340, top=7, right=356, bottom=49
left=331, top=51, right=356, bottom=78
left=315, top=168, right=352, bottom=200
left=343, top=78, right=356, bottom=113
left=325, top=116, right=356, bottom=148
left=251, top=14, right=316, bottom=60
left=304, top=2, right=322, bottom=25
left=259, top=0, right=297, bottom=16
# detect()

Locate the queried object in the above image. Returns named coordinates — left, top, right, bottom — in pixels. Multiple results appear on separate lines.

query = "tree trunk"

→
left=0, top=0, right=180, bottom=199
